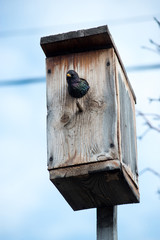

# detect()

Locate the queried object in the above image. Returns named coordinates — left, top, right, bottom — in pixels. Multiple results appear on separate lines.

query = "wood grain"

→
left=50, top=160, right=139, bottom=210
left=47, top=49, right=119, bottom=169
left=115, top=55, right=138, bottom=185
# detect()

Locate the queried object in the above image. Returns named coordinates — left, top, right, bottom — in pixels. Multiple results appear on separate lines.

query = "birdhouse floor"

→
left=49, top=160, right=139, bottom=210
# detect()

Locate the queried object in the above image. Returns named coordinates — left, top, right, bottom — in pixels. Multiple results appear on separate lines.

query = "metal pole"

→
left=97, top=206, right=117, bottom=240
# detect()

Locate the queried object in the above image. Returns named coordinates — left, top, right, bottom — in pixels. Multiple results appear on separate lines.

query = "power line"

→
left=0, top=26, right=50, bottom=38
left=0, top=63, right=160, bottom=87
left=0, top=77, right=45, bottom=87
left=126, top=63, right=160, bottom=72
left=0, top=14, right=159, bottom=38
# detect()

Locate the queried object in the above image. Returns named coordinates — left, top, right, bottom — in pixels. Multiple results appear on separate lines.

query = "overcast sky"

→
left=0, top=1, right=160, bottom=240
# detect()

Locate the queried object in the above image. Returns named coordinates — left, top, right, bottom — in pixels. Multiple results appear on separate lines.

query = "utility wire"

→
left=0, top=14, right=159, bottom=38
left=126, top=63, right=160, bottom=72
left=0, top=63, right=160, bottom=87
left=0, top=64, right=159, bottom=87
left=0, top=77, right=45, bottom=87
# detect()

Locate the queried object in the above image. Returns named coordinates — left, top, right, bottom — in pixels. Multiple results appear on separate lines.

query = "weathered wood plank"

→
left=40, top=25, right=112, bottom=59
left=47, top=48, right=118, bottom=169
left=50, top=160, right=139, bottom=210
left=41, top=25, right=109, bottom=45
left=50, top=160, right=121, bottom=178
left=115, top=54, right=138, bottom=185
left=97, top=206, right=117, bottom=240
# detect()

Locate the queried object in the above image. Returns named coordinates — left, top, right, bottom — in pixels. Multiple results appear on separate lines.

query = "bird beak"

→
left=67, top=73, right=71, bottom=77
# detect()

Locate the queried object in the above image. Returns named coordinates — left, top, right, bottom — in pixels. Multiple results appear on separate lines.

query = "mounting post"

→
left=97, top=206, right=117, bottom=240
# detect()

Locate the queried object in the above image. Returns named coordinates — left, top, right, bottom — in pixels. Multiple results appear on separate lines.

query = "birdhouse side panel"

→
left=115, top=57, right=138, bottom=184
left=46, top=49, right=119, bottom=169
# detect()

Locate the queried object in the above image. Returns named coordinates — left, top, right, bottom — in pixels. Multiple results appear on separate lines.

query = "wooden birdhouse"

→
left=40, top=25, right=140, bottom=211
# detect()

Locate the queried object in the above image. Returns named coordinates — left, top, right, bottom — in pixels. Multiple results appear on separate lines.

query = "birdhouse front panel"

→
left=47, top=48, right=119, bottom=170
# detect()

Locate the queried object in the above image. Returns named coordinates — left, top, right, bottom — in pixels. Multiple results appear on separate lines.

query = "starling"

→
left=66, top=70, right=90, bottom=98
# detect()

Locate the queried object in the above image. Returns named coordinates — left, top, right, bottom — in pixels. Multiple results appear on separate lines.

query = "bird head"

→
left=66, top=70, right=79, bottom=84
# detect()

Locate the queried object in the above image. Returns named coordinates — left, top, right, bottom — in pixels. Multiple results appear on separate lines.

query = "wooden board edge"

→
left=122, top=165, right=140, bottom=203
left=115, top=53, right=138, bottom=181
left=114, top=51, right=122, bottom=165
left=41, top=25, right=109, bottom=45
left=49, top=159, right=121, bottom=179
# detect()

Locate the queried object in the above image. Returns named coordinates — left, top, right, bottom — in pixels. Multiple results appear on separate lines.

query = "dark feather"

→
left=66, top=70, right=90, bottom=98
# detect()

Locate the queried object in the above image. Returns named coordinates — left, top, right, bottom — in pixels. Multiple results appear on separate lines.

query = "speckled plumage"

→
left=66, top=70, right=90, bottom=98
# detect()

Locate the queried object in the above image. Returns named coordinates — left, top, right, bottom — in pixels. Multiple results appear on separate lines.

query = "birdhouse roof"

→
left=40, top=25, right=136, bottom=102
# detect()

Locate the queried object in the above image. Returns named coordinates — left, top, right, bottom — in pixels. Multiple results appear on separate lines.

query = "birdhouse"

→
left=40, top=25, right=140, bottom=211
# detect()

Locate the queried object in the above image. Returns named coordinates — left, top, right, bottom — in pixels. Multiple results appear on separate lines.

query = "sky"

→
left=0, top=0, right=160, bottom=239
